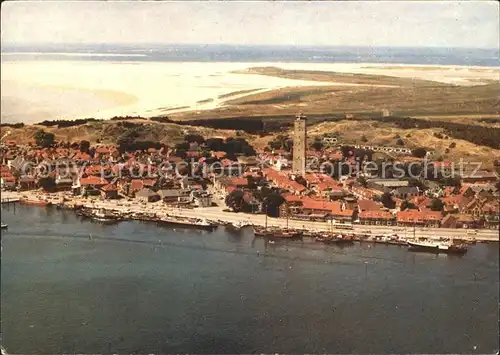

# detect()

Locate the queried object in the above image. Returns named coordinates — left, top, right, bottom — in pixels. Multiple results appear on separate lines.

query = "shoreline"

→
left=2, top=190, right=498, bottom=243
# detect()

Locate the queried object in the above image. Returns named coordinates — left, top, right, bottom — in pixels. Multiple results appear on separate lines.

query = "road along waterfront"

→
left=2, top=190, right=498, bottom=242
left=1, top=204, right=499, bottom=354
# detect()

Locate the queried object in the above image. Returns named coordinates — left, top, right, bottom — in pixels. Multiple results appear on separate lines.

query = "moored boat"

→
left=92, top=209, right=120, bottom=223
left=407, top=238, right=468, bottom=254
left=158, top=216, right=217, bottom=230
left=253, top=226, right=302, bottom=240
left=20, top=197, right=51, bottom=207
left=1, top=223, right=8, bottom=229
left=316, top=233, right=355, bottom=245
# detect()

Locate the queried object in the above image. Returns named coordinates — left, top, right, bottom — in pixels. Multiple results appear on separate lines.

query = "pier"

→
left=1, top=198, right=19, bottom=204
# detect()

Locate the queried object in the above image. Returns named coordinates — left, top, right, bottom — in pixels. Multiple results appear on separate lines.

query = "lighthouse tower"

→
left=292, top=113, right=307, bottom=175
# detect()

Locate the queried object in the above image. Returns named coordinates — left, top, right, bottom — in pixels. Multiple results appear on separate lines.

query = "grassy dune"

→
left=234, top=66, right=446, bottom=87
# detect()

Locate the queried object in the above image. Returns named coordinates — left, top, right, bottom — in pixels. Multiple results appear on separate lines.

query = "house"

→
left=77, top=176, right=108, bottom=196
left=263, top=168, right=306, bottom=195
left=441, top=213, right=477, bottom=229
left=358, top=210, right=396, bottom=225
left=135, top=188, right=160, bottom=203
left=367, top=178, right=409, bottom=191
left=391, top=186, right=419, bottom=199
left=190, top=190, right=213, bottom=207
left=396, top=210, right=442, bottom=227
left=18, top=176, right=37, bottom=190
left=101, top=184, right=119, bottom=199
left=0, top=175, right=16, bottom=190
left=55, top=177, right=74, bottom=191
left=351, top=186, right=381, bottom=199
left=357, top=199, right=384, bottom=212
left=301, top=199, right=352, bottom=222
left=158, top=189, right=190, bottom=203
left=481, top=203, right=499, bottom=229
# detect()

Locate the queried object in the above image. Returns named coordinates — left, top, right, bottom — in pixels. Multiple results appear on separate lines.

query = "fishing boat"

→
left=1, top=223, right=8, bottom=229
left=407, top=238, right=468, bottom=255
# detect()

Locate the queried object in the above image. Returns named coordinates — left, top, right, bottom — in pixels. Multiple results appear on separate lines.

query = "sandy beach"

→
left=2, top=59, right=498, bottom=124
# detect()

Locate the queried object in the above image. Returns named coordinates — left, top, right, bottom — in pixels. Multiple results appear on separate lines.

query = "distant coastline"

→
left=2, top=44, right=499, bottom=66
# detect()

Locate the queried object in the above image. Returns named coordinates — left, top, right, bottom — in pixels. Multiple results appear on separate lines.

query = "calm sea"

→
left=2, top=44, right=499, bottom=66
left=1, top=205, right=498, bottom=354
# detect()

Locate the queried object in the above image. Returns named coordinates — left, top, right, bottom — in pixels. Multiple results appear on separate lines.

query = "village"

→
left=1, top=115, right=499, bottom=246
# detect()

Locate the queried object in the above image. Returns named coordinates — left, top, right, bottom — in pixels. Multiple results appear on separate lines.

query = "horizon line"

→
left=1, top=43, right=499, bottom=51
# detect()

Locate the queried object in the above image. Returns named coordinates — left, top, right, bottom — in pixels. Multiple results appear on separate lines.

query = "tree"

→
left=258, top=188, right=284, bottom=217
left=246, top=175, right=257, bottom=189
left=225, top=189, right=246, bottom=212
left=38, top=176, right=56, bottom=192
left=205, top=138, right=225, bottom=151
left=381, top=192, right=396, bottom=209
left=400, top=200, right=417, bottom=211
left=340, top=145, right=354, bottom=158
left=412, top=147, right=427, bottom=158
left=268, top=140, right=282, bottom=150
left=396, top=138, right=405, bottom=146
left=311, top=139, right=324, bottom=151
left=430, top=198, right=445, bottom=211
left=34, top=129, right=55, bottom=148
left=449, top=142, right=456, bottom=149
left=361, top=135, right=368, bottom=143
left=185, top=134, right=205, bottom=145
left=79, top=140, right=90, bottom=153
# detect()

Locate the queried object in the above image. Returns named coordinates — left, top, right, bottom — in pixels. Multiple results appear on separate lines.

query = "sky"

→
left=1, top=1, right=499, bottom=49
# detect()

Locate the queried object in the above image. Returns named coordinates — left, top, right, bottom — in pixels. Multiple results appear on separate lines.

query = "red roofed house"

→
left=358, top=210, right=396, bottom=226
left=441, top=213, right=477, bottom=229
left=101, top=183, right=119, bottom=199
left=357, top=199, right=383, bottom=212
left=397, top=210, right=442, bottom=228
left=482, top=203, right=499, bottom=229
left=0, top=175, right=16, bottom=190
left=75, top=176, right=108, bottom=196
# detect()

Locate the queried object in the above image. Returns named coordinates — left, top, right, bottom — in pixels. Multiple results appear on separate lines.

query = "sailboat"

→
left=253, top=210, right=302, bottom=239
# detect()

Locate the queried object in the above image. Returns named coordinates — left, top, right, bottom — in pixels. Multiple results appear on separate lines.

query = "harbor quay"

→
left=2, top=190, right=498, bottom=242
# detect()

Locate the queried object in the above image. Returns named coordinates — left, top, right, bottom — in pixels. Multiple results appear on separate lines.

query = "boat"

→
left=253, top=226, right=302, bottom=240
left=91, top=209, right=119, bottom=223
left=158, top=216, right=217, bottom=230
left=407, top=238, right=468, bottom=255
left=315, top=233, right=355, bottom=245
left=230, top=220, right=250, bottom=230
left=20, top=197, right=51, bottom=207
left=1, top=223, right=7, bottom=229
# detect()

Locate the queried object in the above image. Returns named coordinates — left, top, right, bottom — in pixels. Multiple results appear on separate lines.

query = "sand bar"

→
left=1, top=59, right=498, bottom=123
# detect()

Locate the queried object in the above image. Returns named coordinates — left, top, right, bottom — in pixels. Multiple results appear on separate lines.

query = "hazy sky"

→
left=1, top=1, right=498, bottom=48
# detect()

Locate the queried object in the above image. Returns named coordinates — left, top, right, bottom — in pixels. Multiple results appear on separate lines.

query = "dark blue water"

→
left=2, top=44, right=499, bottom=66
left=1, top=205, right=499, bottom=354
